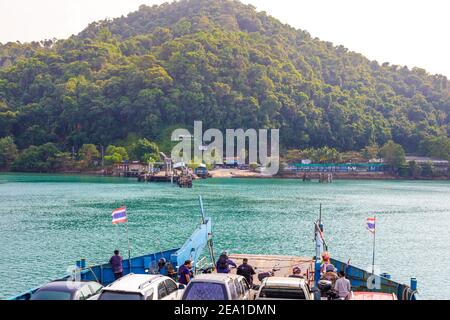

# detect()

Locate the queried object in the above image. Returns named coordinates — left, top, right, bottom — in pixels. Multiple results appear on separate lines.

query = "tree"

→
left=129, top=139, right=160, bottom=163
left=11, top=143, right=60, bottom=172
left=421, top=162, right=434, bottom=177
left=361, top=145, right=379, bottom=160
left=104, top=145, right=129, bottom=165
left=379, top=140, right=406, bottom=171
left=0, top=136, right=18, bottom=170
left=299, top=147, right=341, bottom=163
left=419, top=136, right=450, bottom=160
left=408, top=161, right=421, bottom=178
left=78, top=144, right=100, bottom=168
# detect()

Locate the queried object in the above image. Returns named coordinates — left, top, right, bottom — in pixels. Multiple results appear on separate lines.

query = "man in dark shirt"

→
left=109, top=250, right=123, bottom=280
left=236, top=258, right=256, bottom=286
left=216, top=252, right=237, bottom=274
left=178, top=260, right=193, bottom=285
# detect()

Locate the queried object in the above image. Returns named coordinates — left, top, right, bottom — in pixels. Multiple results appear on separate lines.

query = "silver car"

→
left=30, top=281, right=103, bottom=300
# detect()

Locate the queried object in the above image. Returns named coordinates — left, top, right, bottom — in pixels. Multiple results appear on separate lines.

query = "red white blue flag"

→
left=366, top=217, right=376, bottom=234
left=112, top=207, right=127, bottom=224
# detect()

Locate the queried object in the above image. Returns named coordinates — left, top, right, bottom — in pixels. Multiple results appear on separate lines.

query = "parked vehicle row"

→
left=29, top=273, right=319, bottom=300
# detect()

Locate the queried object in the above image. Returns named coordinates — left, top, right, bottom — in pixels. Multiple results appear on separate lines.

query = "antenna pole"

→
left=372, top=216, right=376, bottom=275
left=319, top=203, right=322, bottom=224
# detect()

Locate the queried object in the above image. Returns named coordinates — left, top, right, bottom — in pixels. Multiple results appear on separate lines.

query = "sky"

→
left=0, top=0, right=449, bottom=77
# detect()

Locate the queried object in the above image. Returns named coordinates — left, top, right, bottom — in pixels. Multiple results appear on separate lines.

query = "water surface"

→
left=0, top=173, right=449, bottom=299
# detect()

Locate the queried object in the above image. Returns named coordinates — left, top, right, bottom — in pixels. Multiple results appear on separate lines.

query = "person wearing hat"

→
left=289, top=266, right=304, bottom=278
left=321, top=263, right=338, bottom=284
left=320, top=252, right=332, bottom=275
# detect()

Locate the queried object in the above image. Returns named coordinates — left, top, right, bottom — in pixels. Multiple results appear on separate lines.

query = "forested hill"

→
left=0, top=0, right=449, bottom=155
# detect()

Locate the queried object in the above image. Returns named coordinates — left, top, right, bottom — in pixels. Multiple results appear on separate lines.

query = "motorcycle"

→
left=317, top=279, right=340, bottom=300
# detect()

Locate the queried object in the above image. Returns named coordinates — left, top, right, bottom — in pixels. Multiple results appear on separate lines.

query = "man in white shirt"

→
left=334, top=271, right=351, bottom=299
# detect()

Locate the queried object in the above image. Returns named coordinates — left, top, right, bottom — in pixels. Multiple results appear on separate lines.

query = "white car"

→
left=255, top=277, right=317, bottom=300
left=182, top=273, right=253, bottom=300
left=98, top=274, right=185, bottom=300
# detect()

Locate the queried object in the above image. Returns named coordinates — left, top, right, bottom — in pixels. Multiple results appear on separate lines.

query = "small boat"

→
left=8, top=197, right=418, bottom=300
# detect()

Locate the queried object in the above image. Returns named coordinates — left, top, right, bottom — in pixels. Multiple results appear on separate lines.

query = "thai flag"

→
left=367, top=217, right=376, bottom=234
left=112, top=207, right=127, bottom=224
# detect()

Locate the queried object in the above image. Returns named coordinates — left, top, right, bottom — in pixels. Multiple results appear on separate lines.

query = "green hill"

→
left=1, top=0, right=449, bottom=156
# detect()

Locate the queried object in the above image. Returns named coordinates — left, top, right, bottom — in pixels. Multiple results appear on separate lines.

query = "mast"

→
left=371, top=216, right=376, bottom=275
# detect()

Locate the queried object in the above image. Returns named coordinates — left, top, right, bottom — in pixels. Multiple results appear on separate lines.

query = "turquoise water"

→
left=0, top=174, right=449, bottom=299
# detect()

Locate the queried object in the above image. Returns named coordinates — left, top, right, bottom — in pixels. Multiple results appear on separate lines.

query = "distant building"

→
left=284, top=163, right=387, bottom=173
left=404, top=156, right=449, bottom=173
left=113, top=161, right=148, bottom=177
left=404, top=156, right=449, bottom=166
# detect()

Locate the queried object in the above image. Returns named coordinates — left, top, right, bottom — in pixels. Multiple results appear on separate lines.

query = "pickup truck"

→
left=182, top=274, right=253, bottom=300
left=254, top=277, right=319, bottom=300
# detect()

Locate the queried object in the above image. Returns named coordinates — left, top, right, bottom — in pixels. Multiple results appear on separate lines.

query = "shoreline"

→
left=1, top=170, right=449, bottom=181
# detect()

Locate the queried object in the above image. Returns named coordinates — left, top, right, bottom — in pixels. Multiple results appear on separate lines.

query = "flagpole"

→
left=125, top=219, right=132, bottom=273
left=371, top=217, right=376, bottom=275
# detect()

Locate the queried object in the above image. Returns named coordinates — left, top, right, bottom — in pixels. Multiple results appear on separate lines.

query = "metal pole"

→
left=125, top=221, right=132, bottom=273
left=198, top=195, right=205, bottom=224
left=319, top=203, right=322, bottom=224
left=198, top=195, right=215, bottom=268
left=101, top=145, right=104, bottom=169
left=372, top=217, right=376, bottom=275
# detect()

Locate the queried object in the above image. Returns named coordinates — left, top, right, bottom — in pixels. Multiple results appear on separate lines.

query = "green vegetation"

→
left=379, top=140, right=406, bottom=171
left=0, top=136, right=18, bottom=170
left=128, top=138, right=160, bottom=163
left=419, top=136, right=450, bottom=160
left=104, top=145, right=129, bottom=165
left=285, top=146, right=342, bottom=164
left=10, top=143, right=71, bottom=172
left=78, top=144, right=100, bottom=168
left=0, top=0, right=449, bottom=173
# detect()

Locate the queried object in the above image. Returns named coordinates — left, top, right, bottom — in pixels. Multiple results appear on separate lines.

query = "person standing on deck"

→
left=320, top=252, right=333, bottom=275
left=178, top=260, right=193, bottom=285
left=216, top=252, right=237, bottom=274
left=110, top=250, right=123, bottom=280
left=237, top=258, right=256, bottom=285
left=334, top=271, right=351, bottom=299
left=158, top=258, right=168, bottom=276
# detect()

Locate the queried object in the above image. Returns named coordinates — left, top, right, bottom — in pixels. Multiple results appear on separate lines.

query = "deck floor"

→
left=228, top=254, right=315, bottom=285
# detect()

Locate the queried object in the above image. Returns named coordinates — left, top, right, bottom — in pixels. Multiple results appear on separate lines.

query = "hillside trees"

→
left=0, top=136, right=18, bottom=170
left=0, top=0, right=448, bottom=159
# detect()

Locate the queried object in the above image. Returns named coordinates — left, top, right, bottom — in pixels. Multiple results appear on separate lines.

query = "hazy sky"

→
left=0, top=0, right=449, bottom=77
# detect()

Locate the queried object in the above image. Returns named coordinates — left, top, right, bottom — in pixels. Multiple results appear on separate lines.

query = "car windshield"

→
left=98, top=291, right=143, bottom=300
left=260, top=287, right=306, bottom=299
left=183, top=282, right=227, bottom=300
left=31, top=290, right=72, bottom=300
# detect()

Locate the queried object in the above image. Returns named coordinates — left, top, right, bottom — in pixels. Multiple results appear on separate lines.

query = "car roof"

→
left=191, top=273, right=243, bottom=283
left=262, top=277, right=306, bottom=287
left=104, top=274, right=165, bottom=292
left=37, top=281, right=98, bottom=292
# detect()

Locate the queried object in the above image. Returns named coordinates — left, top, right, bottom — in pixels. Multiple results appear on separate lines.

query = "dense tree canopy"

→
left=0, top=0, right=449, bottom=160
left=0, top=136, right=18, bottom=169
